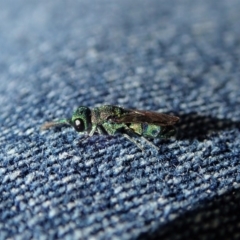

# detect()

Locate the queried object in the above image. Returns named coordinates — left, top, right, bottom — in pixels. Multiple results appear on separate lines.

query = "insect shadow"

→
left=176, top=112, right=240, bottom=141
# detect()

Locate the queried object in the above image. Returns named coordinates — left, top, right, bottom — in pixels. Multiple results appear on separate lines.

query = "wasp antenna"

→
left=41, top=119, right=71, bottom=131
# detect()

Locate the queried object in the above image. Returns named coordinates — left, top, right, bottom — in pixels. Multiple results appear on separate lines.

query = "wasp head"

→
left=70, top=106, right=92, bottom=132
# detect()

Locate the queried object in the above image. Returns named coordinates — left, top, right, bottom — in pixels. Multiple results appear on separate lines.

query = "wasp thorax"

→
left=71, top=106, right=91, bottom=132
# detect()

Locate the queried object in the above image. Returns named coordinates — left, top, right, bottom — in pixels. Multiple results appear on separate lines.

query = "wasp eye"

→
left=73, top=118, right=85, bottom=132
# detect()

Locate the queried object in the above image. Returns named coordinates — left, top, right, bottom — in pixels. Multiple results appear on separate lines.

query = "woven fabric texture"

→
left=0, top=0, right=240, bottom=239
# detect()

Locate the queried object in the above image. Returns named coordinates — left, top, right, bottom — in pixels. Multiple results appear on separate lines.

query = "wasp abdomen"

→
left=129, top=123, right=176, bottom=139
left=142, top=123, right=161, bottom=138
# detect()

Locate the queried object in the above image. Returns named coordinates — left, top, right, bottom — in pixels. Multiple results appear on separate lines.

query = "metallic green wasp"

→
left=41, top=105, right=179, bottom=150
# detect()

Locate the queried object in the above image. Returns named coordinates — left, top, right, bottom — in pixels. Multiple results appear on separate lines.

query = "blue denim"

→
left=0, top=0, right=240, bottom=239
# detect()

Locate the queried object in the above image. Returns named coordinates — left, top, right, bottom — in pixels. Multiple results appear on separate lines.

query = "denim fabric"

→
left=0, top=0, right=240, bottom=239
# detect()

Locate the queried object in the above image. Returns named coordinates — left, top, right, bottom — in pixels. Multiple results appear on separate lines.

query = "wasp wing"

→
left=111, top=109, right=179, bottom=126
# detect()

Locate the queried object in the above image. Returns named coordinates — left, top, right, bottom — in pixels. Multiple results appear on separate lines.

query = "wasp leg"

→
left=140, top=136, right=159, bottom=151
left=97, top=125, right=108, bottom=135
left=125, top=126, right=159, bottom=151
left=122, top=133, right=144, bottom=151
left=89, top=125, right=97, bottom=136
left=79, top=135, right=90, bottom=143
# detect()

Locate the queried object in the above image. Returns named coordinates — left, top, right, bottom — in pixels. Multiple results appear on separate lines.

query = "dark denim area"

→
left=0, top=0, right=240, bottom=239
